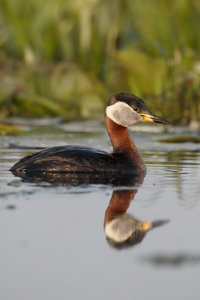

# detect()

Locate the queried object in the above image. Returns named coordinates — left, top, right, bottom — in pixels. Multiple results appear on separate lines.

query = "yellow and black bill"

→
left=140, top=112, right=171, bottom=125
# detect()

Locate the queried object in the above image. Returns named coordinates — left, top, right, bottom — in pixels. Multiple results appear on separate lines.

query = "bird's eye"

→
left=134, top=107, right=139, bottom=112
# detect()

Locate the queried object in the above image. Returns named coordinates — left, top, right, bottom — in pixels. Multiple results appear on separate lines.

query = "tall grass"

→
left=0, top=0, right=200, bottom=123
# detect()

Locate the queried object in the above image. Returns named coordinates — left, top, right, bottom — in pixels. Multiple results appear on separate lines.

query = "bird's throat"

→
left=105, top=114, right=146, bottom=171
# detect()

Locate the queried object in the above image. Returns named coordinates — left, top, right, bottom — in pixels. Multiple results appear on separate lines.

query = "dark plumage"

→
left=10, top=146, right=138, bottom=175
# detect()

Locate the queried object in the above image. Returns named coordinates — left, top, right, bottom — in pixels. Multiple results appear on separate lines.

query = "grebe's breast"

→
left=10, top=145, right=139, bottom=176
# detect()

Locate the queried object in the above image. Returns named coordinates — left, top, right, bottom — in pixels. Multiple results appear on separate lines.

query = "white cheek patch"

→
left=105, top=218, right=132, bottom=242
left=106, top=102, right=142, bottom=127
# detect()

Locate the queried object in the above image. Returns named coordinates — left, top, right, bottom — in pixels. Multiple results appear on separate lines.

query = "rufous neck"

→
left=104, top=189, right=137, bottom=226
left=105, top=114, right=146, bottom=171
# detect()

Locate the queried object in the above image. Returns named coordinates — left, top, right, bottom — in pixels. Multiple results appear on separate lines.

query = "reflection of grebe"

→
left=104, top=178, right=169, bottom=249
left=10, top=92, right=170, bottom=177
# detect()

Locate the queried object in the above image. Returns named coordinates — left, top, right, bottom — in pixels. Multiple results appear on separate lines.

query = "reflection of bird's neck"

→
left=105, top=114, right=146, bottom=171
left=104, top=189, right=137, bottom=227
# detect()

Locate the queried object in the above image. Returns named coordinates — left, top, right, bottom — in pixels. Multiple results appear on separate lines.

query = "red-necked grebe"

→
left=10, top=92, right=170, bottom=176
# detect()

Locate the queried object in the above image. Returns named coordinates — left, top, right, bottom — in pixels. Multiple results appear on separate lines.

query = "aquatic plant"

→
left=0, top=0, right=200, bottom=124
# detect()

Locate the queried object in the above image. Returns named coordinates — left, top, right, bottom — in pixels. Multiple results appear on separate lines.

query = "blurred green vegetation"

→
left=0, top=0, right=200, bottom=124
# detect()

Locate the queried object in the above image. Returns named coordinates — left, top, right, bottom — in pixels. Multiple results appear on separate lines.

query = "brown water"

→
left=0, top=120, right=200, bottom=300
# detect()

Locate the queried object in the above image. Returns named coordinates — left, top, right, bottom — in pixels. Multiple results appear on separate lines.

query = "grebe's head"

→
left=106, top=92, right=171, bottom=127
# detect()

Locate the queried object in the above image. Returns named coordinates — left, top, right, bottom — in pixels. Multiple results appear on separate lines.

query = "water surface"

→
left=0, top=120, right=200, bottom=300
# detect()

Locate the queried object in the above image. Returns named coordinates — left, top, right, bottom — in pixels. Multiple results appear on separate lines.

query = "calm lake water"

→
left=0, top=120, right=200, bottom=300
